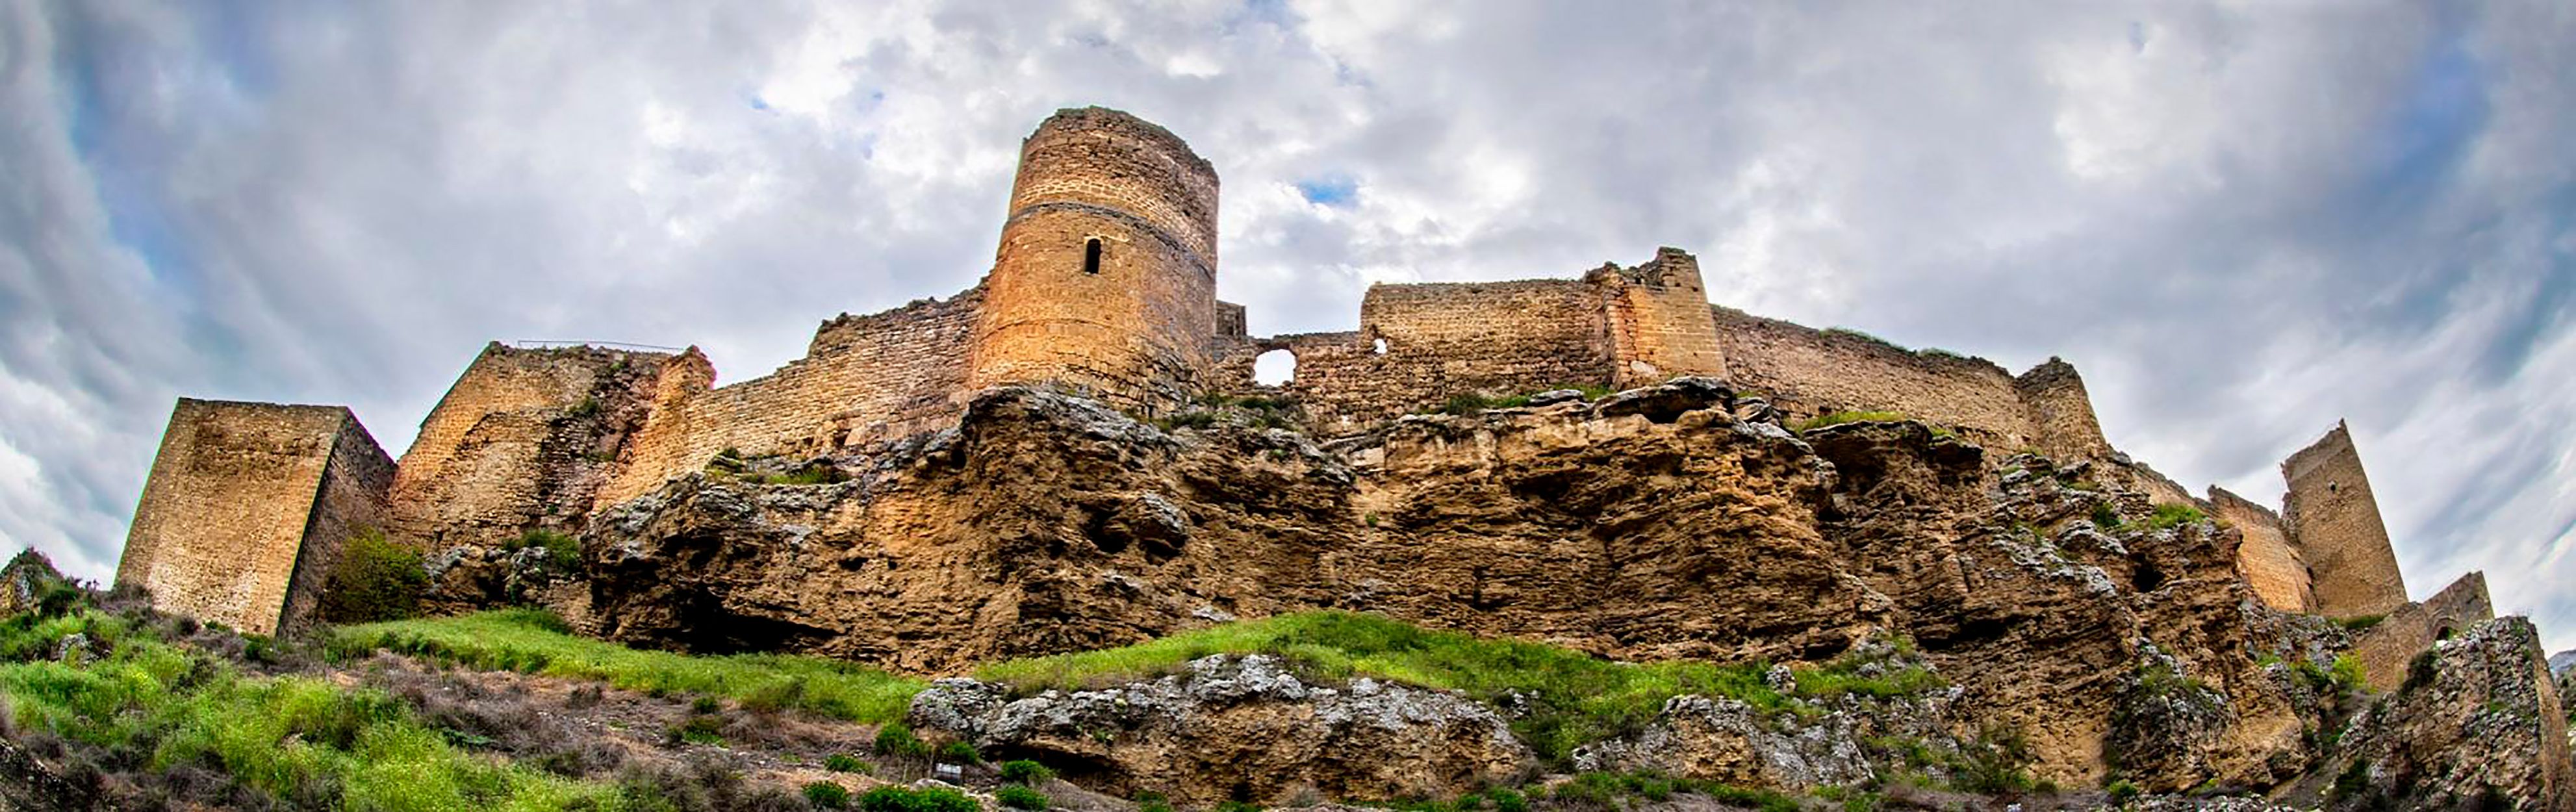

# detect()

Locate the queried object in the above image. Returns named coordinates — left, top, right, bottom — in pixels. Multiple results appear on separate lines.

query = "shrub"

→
left=935, top=739, right=981, bottom=764
left=997, top=759, right=1055, bottom=785
left=823, top=754, right=870, bottom=774
left=667, top=714, right=725, bottom=746
left=2091, top=502, right=2125, bottom=530
left=2106, top=778, right=2142, bottom=804
left=318, top=528, right=426, bottom=624
left=806, top=781, right=852, bottom=809
left=873, top=724, right=930, bottom=757
left=504, top=529, right=582, bottom=570
left=1488, top=788, right=1529, bottom=812
left=858, top=786, right=980, bottom=812
left=1135, top=792, right=1175, bottom=812
left=995, top=785, right=1049, bottom=810
left=2141, top=503, right=2208, bottom=531
left=2333, top=654, right=2371, bottom=693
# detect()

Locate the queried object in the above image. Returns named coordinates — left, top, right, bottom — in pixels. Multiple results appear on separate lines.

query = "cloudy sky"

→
left=5, top=1, right=2570, bottom=649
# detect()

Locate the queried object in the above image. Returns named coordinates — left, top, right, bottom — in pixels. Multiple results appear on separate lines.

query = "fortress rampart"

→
left=112, top=107, right=2472, bottom=679
left=120, top=400, right=391, bottom=635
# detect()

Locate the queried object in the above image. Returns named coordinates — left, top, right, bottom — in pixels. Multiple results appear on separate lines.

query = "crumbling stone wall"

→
left=2345, top=572, right=2495, bottom=693
left=118, top=400, right=391, bottom=635
left=1225, top=250, right=1733, bottom=433
left=389, top=344, right=669, bottom=548
left=598, top=291, right=983, bottom=505
left=969, top=107, right=1219, bottom=412
left=2209, top=486, right=2312, bottom=613
left=2424, top=571, right=2495, bottom=641
left=1592, top=248, right=1727, bottom=387
left=2280, top=421, right=2408, bottom=618
left=1711, top=307, right=2107, bottom=456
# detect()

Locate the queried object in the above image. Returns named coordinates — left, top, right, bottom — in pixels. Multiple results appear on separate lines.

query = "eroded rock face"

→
left=2291, top=617, right=2576, bottom=811
left=557, top=382, right=2478, bottom=798
left=907, top=654, right=1532, bottom=806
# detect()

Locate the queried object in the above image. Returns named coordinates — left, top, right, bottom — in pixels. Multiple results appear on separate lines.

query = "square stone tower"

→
left=2280, top=420, right=2408, bottom=618
left=119, top=399, right=394, bottom=635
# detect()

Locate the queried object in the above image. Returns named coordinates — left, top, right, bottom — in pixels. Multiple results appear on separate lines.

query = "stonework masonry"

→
left=390, top=344, right=670, bottom=547
left=2347, top=572, right=2495, bottom=693
left=1709, top=305, right=2109, bottom=457
left=2281, top=421, right=2409, bottom=618
left=118, top=400, right=393, bottom=635
left=112, top=105, right=2445, bottom=682
left=2211, top=486, right=2312, bottom=613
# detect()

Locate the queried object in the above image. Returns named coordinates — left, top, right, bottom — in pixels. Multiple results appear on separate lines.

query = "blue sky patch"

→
left=1296, top=175, right=1357, bottom=207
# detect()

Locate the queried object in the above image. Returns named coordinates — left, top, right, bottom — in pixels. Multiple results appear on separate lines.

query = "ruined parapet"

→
left=389, top=343, right=671, bottom=548
left=1590, top=247, right=1726, bottom=387
left=119, top=399, right=393, bottom=635
left=969, top=107, right=1220, bottom=412
left=2013, top=358, right=2111, bottom=461
left=2210, top=485, right=2312, bottom=613
left=2280, top=421, right=2408, bottom=618
left=1709, top=307, right=2067, bottom=452
left=597, top=348, right=715, bottom=507
left=2424, top=571, right=2495, bottom=641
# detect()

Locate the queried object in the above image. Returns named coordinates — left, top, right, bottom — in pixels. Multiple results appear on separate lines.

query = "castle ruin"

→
left=116, top=107, right=2486, bottom=646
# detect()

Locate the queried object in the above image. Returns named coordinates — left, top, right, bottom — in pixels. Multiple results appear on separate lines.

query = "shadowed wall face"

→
left=969, top=107, right=1221, bottom=412
left=2281, top=422, right=2408, bottom=618
left=118, top=400, right=390, bottom=635
left=389, top=344, right=669, bottom=547
left=2210, top=485, right=2312, bottom=613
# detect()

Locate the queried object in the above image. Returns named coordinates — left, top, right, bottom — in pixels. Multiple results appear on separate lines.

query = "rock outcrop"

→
left=558, top=381, right=2340, bottom=793
left=2284, top=616, right=2576, bottom=810
left=908, top=654, right=1531, bottom=806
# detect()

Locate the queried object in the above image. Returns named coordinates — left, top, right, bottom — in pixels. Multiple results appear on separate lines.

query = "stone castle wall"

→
left=1711, top=306, right=2107, bottom=455
left=2281, top=421, right=2408, bottom=618
left=2210, top=485, right=2312, bottom=613
left=389, top=344, right=669, bottom=547
left=600, top=290, right=983, bottom=505
left=119, top=400, right=391, bottom=635
left=280, top=418, right=401, bottom=630
left=969, top=107, right=1219, bottom=412
left=1595, top=248, right=1728, bottom=387
left=2347, top=572, right=2494, bottom=692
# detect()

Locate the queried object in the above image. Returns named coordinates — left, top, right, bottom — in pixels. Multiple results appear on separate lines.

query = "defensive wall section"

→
left=600, top=290, right=983, bottom=505
left=1708, top=305, right=2110, bottom=459
left=389, top=344, right=670, bottom=548
left=118, top=400, right=393, bottom=635
left=2210, top=486, right=2313, bottom=613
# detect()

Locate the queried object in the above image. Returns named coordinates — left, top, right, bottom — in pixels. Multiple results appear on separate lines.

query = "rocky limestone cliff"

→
left=552, top=381, right=2419, bottom=795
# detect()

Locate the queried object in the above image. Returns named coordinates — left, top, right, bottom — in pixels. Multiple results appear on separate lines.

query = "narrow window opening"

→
left=1082, top=238, right=1103, bottom=275
left=1371, top=338, right=1388, bottom=355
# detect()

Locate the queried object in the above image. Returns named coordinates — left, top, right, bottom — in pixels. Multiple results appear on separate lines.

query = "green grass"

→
left=1791, top=411, right=1909, bottom=433
left=327, top=609, right=925, bottom=724
left=2141, top=503, right=2209, bottom=532
left=973, top=611, right=1807, bottom=761
left=2, top=607, right=631, bottom=811
left=503, top=529, right=581, bottom=570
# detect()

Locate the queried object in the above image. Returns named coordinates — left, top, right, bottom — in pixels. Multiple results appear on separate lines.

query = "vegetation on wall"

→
left=318, top=527, right=427, bottom=624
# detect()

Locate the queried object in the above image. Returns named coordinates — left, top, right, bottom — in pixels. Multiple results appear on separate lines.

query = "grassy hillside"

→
left=327, top=609, right=924, bottom=724
left=2, top=605, right=636, bottom=810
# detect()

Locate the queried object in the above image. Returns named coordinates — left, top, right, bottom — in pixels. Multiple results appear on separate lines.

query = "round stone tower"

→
left=967, top=107, right=1220, bottom=412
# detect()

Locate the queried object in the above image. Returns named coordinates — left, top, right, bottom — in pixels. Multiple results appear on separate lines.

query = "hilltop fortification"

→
left=119, top=107, right=2486, bottom=711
